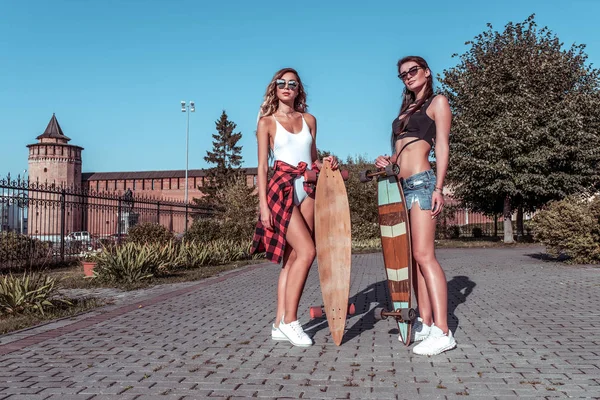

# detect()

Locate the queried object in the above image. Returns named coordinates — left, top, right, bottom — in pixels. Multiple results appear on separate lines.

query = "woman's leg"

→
left=413, top=256, right=433, bottom=326
left=275, top=245, right=296, bottom=327
left=409, top=206, right=449, bottom=334
left=282, top=202, right=316, bottom=323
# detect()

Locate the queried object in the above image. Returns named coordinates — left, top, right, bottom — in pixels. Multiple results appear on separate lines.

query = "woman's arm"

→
left=430, top=95, right=452, bottom=218
left=256, top=117, right=273, bottom=229
left=432, top=95, right=451, bottom=191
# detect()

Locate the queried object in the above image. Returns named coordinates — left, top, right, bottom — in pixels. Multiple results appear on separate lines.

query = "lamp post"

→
left=181, top=101, right=195, bottom=232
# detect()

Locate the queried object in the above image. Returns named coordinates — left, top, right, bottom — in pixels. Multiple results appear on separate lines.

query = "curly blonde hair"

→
left=258, top=67, right=308, bottom=119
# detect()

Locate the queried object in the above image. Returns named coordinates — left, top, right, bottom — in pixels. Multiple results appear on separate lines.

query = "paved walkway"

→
left=0, top=246, right=599, bottom=399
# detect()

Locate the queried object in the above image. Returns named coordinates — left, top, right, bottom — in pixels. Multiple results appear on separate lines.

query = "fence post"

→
left=117, top=198, right=122, bottom=245
left=157, top=201, right=160, bottom=225
left=185, top=203, right=189, bottom=234
left=60, top=189, right=66, bottom=262
left=494, top=214, right=498, bottom=237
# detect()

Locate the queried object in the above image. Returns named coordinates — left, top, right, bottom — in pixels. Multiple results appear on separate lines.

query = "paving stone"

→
left=0, top=247, right=598, bottom=398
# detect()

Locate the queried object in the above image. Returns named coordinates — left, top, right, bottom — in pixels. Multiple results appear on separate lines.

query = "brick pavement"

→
left=0, top=246, right=599, bottom=399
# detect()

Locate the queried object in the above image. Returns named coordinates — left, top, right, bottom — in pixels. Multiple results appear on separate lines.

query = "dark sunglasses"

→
left=276, top=79, right=298, bottom=90
left=398, top=66, right=423, bottom=81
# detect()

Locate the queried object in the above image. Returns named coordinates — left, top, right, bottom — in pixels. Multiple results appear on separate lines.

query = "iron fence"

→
left=1, top=174, right=212, bottom=271
left=435, top=202, right=532, bottom=239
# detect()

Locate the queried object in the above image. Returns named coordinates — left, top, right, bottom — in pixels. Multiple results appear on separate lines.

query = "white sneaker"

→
left=271, top=324, right=288, bottom=341
left=278, top=317, right=313, bottom=347
left=403, top=317, right=431, bottom=342
left=412, top=324, right=456, bottom=355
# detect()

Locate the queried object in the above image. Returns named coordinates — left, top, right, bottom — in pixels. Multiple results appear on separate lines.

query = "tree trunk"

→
left=503, top=196, right=514, bottom=244
left=516, top=205, right=524, bottom=240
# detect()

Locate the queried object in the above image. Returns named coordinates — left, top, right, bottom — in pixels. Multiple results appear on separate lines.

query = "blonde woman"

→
left=250, top=67, right=337, bottom=347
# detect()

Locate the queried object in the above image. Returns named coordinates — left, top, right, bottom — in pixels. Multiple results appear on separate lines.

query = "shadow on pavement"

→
left=304, top=274, right=477, bottom=344
left=447, top=275, right=476, bottom=333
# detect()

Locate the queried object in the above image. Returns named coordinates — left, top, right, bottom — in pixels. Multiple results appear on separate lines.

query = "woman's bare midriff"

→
left=394, top=140, right=432, bottom=179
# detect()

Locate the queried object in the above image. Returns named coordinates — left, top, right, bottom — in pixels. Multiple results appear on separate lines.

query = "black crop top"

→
left=392, top=95, right=437, bottom=152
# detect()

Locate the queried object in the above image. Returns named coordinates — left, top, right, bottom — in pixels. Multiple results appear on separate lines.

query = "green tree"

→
left=200, top=110, right=243, bottom=205
left=343, top=154, right=379, bottom=240
left=439, top=14, right=600, bottom=243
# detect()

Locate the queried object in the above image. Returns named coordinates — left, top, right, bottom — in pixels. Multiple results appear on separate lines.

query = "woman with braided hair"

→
left=250, top=67, right=337, bottom=347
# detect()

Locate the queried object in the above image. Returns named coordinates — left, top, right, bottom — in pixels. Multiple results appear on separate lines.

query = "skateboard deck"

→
left=310, top=160, right=352, bottom=346
left=360, top=165, right=416, bottom=346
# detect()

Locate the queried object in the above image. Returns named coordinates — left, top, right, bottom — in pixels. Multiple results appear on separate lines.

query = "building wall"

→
left=27, top=141, right=84, bottom=237
left=28, top=143, right=82, bottom=188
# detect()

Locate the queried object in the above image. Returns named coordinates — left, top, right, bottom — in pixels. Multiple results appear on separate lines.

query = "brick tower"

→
left=27, top=114, right=83, bottom=188
left=26, top=114, right=84, bottom=237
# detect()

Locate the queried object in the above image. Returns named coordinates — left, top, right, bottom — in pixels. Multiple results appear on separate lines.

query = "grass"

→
left=48, top=258, right=268, bottom=291
left=0, top=297, right=106, bottom=335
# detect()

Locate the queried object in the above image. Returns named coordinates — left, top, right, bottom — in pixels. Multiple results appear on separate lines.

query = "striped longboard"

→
left=377, top=174, right=414, bottom=345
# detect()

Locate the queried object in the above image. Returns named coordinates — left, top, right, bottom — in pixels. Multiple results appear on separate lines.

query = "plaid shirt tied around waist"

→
left=250, top=160, right=319, bottom=264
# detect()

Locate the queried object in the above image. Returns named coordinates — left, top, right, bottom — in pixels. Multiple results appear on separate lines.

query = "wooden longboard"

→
left=313, top=161, right=352, bottom=346
left=377, top=173, right=415, bottom=346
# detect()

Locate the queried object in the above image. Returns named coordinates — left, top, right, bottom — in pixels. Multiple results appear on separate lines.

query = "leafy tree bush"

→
left=532, top=195, right=600, bottom=264
left=344, top=155, right=379, bottom=241
left=0, top=232, right=51, bottom=272
left=127, top=222, right=173, bottom=245
left=0, top=232, right=50, bottom=264
left=186, top=175, right=257, bottom=243
left=440, top=14, right=600, bottom=243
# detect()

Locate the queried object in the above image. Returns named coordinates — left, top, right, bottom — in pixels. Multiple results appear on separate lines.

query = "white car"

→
left=66, top=231, right=91, bottom=242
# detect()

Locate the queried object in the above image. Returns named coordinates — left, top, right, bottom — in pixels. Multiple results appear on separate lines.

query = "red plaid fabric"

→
left=250, top=160, right=319, bottom=264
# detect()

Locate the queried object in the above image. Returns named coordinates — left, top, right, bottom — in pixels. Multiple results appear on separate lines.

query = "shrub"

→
left=91, top=239, right=259, bottom=283
left=184, top=218, right=223, bottom=242
left=188, top=176, right=258, bottom=243
left=435, top=203, right=461, bottom=239
left=0, top=272, right=70, bottom=316
left=447, top=225, right=461, bottom=239
left=351, top=220, right=380, bottom=241
left=94, top=242, right=159, bottom=283
left=532, top=195, right=600, bottom=264
left=344, top=155, right=379, bottom=240
left=472, top=226, right=483, bottom=238
left=179, top=240, right=260, bottom=268
left=0, top=232, right=50, bottom=266
left=127, top=222, right=173, bottom=245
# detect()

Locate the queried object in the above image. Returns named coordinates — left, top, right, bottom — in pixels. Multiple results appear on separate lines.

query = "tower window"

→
left=44, top=168, right=47, bottom=173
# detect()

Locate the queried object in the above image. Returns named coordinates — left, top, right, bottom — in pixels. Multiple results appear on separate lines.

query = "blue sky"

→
left=1, top=0, right=599, bottom=177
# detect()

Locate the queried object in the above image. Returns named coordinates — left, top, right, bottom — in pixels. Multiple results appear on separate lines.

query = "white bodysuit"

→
left=272, top=115, right=314, bottom=205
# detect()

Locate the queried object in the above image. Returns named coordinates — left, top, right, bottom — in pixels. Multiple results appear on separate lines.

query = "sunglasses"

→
left=276, top=79, right=298, bottom=90
left=398, top=66, right=423, bottom=81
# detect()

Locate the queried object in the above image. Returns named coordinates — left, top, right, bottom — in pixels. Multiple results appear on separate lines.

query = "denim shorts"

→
left=400, top=169, right=437, bottom=211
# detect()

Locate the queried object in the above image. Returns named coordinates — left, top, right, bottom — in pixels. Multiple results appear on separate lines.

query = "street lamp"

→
left=181, top=101, right=195, bottom=233
left=181, top=101, right=195, bottom=204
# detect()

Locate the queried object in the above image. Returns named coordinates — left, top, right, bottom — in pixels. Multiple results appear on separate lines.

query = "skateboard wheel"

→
left=304, top=170, right=318, bottom=183
left=340, top=170, right=349, bottom=181
left=348, top=303, right=356, bottom=315
left=373, top=307, right=384, bottom=320
left=385, top=163, right=400, bottom=176
left=401, top=308, right=417, bottom=322
left=359, top=170, right=372, bottom=183
left=310, top=306, right=323, bottom=319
